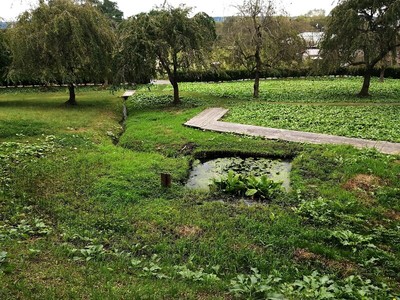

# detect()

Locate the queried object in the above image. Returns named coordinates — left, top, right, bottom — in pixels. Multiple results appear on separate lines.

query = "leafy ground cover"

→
left=162, top=77, right=400, bottom=103
left=1, top=79, right=400, bottom=299
left=225, top=103, right=400, bottom=142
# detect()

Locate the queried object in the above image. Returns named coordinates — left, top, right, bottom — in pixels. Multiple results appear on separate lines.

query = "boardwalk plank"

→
left=184, top=108, right=400, bottom=155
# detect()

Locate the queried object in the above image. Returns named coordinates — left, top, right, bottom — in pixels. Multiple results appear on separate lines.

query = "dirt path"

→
left=184, top=108, right=400, bottom=155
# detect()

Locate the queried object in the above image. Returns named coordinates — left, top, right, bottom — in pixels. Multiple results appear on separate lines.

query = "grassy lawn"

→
left=1, top=79, right=400, bottom=299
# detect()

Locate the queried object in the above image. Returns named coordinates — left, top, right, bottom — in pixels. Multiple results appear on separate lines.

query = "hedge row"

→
left=0, top=78, right=107, bottom=87
left=176, top=67, right=400, bottom=82
left=1, top=67, right=400, bottom=86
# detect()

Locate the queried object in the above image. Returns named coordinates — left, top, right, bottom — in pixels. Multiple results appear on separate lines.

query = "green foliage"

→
left=229, top=268, right=283, bottom=299
left=172, top=77, right=400, bottom=102
left=339, top=275, right=392, bottom=299
left=142, top=262, right=170, bottom=279
left=226, top=103, right=400, bottom=142
left=213, top=170, right=247, bottom=195
left=321, top=0, right=400, bottom=69
left=282, top=271, right=338, bottom=299
left=126, top=93, right=200, bottom=110
left=0, top=30, right=10, bottom=85
left=320, top=0, right=400, bottom=95
left=0, top=218, right=51, bottom=241
left=1, top=83, right=400, bottom=298
left=174, top=265, right=220, bottom=282
left=175, top=67, right=400, bottom=82
left=115, top=6, right=216, bottom=103
left=229, top=269, right=395, bottom=299
left=92, top=0, right=123, bottom=23
left=329, top=230, right=375, bottom=253
left=292, top=11, right=328, bottom=32
left=376, top=187, right=400, bottom=210
left=0, top=120, right=48, bottom=138
left=7, top=0, right=115, bottom=102
left=212, top=171, right=283, bottom=201
left=0, top=251, right=8, bottom=274
left=71, top=244, right=107, bottom=261
left=296, top=197, right=335, bottom=225
left=0, top=251, right=7, bottom=264
left=0, top=136, right=58, bottom=192
left=245, top=174, right=283, bottom=199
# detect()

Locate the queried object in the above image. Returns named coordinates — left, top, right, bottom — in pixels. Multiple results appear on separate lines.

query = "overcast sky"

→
left=1, top=0, right=338, bottom=21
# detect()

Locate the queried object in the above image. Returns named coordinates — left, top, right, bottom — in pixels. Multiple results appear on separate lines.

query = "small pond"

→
left=186, top=157, right=292, bottom=192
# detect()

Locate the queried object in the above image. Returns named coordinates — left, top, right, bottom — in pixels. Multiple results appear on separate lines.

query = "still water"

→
left=186, top=157, right=292, bottom=192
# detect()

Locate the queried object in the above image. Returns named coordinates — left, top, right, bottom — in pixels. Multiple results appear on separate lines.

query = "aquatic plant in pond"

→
left=212, top=171, right=284, bottom=201
left=186, top=156, right=291, bottom=192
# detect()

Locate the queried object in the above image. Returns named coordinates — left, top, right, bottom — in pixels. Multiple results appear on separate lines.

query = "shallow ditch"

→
left=186, top=156, right=292, bottom=192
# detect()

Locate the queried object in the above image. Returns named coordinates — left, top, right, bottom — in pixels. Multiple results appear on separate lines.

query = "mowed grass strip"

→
left=0, top=87, right=122, bottom=142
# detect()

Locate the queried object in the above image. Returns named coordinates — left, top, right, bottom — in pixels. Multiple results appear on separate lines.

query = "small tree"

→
left=7, top=0, right=115, bottom=104
left=237, top=0, right=274, bottom=98
left=116, top=6, right=216, bottom=104
left=320, top=0, right=400, bottom=97
left=222, top=0, right=304, bottom=98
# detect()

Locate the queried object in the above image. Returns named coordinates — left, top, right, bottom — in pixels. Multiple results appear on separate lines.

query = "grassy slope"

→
left=0, top=80, right=399, bottom=299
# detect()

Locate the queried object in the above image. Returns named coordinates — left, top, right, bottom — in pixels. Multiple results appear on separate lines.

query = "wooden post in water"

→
left=161, top=173, right=172, bottom=188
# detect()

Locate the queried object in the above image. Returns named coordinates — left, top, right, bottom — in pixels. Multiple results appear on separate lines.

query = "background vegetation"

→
left=1, top=78, right=399, bottom=298
left=0, top=0, right=399, bottom=298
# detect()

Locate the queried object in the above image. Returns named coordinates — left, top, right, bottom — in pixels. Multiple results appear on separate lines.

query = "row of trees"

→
left=1, top=0, right=399, bottom=104
left=2, top=0, right=218, bottom=105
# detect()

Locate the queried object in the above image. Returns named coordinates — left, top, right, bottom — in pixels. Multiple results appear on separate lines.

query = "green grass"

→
left=0, top=86, right=122, bottom=142
left=1, top=79, right=400, bottom=299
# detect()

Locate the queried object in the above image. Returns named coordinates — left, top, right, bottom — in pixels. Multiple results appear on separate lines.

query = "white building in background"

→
left=299, top=32, right=324, bottom=60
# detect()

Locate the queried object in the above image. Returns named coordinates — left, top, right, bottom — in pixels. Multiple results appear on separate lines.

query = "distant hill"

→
left=0, top=22, right=8, bottom=29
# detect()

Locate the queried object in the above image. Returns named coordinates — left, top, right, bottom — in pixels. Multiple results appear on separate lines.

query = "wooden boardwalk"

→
left=121, top=90, right=135, bottom=100
left=184, top=108, right=400, bottom=155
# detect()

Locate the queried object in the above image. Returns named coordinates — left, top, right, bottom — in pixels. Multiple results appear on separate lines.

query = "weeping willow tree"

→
left=320, top=0, right=400, bottom=97
left=7, top=0, right=115, bottom=104
left=115, top=6, right=216, bottom=104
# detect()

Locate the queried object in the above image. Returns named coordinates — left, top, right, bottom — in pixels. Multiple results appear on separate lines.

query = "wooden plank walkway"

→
left=184, top=108, right=400, bottom=155
left=121, top=90, right=135, bottom=100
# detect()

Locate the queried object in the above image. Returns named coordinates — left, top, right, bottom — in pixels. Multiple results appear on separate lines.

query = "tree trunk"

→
left=253, top=70, right=260, bottom=98
left=172, top=81, right=180, bottom=104
left=379, top=68, right=385, bottom=83
left=66, top=83, right=77, bottom=105
left=358, top=69, right=372, bottom=97
left=253, top=45, right=261, bottom=99
left=161, top=54, right=181, bottom=105
left=169, top=76, right=181, bottom=105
